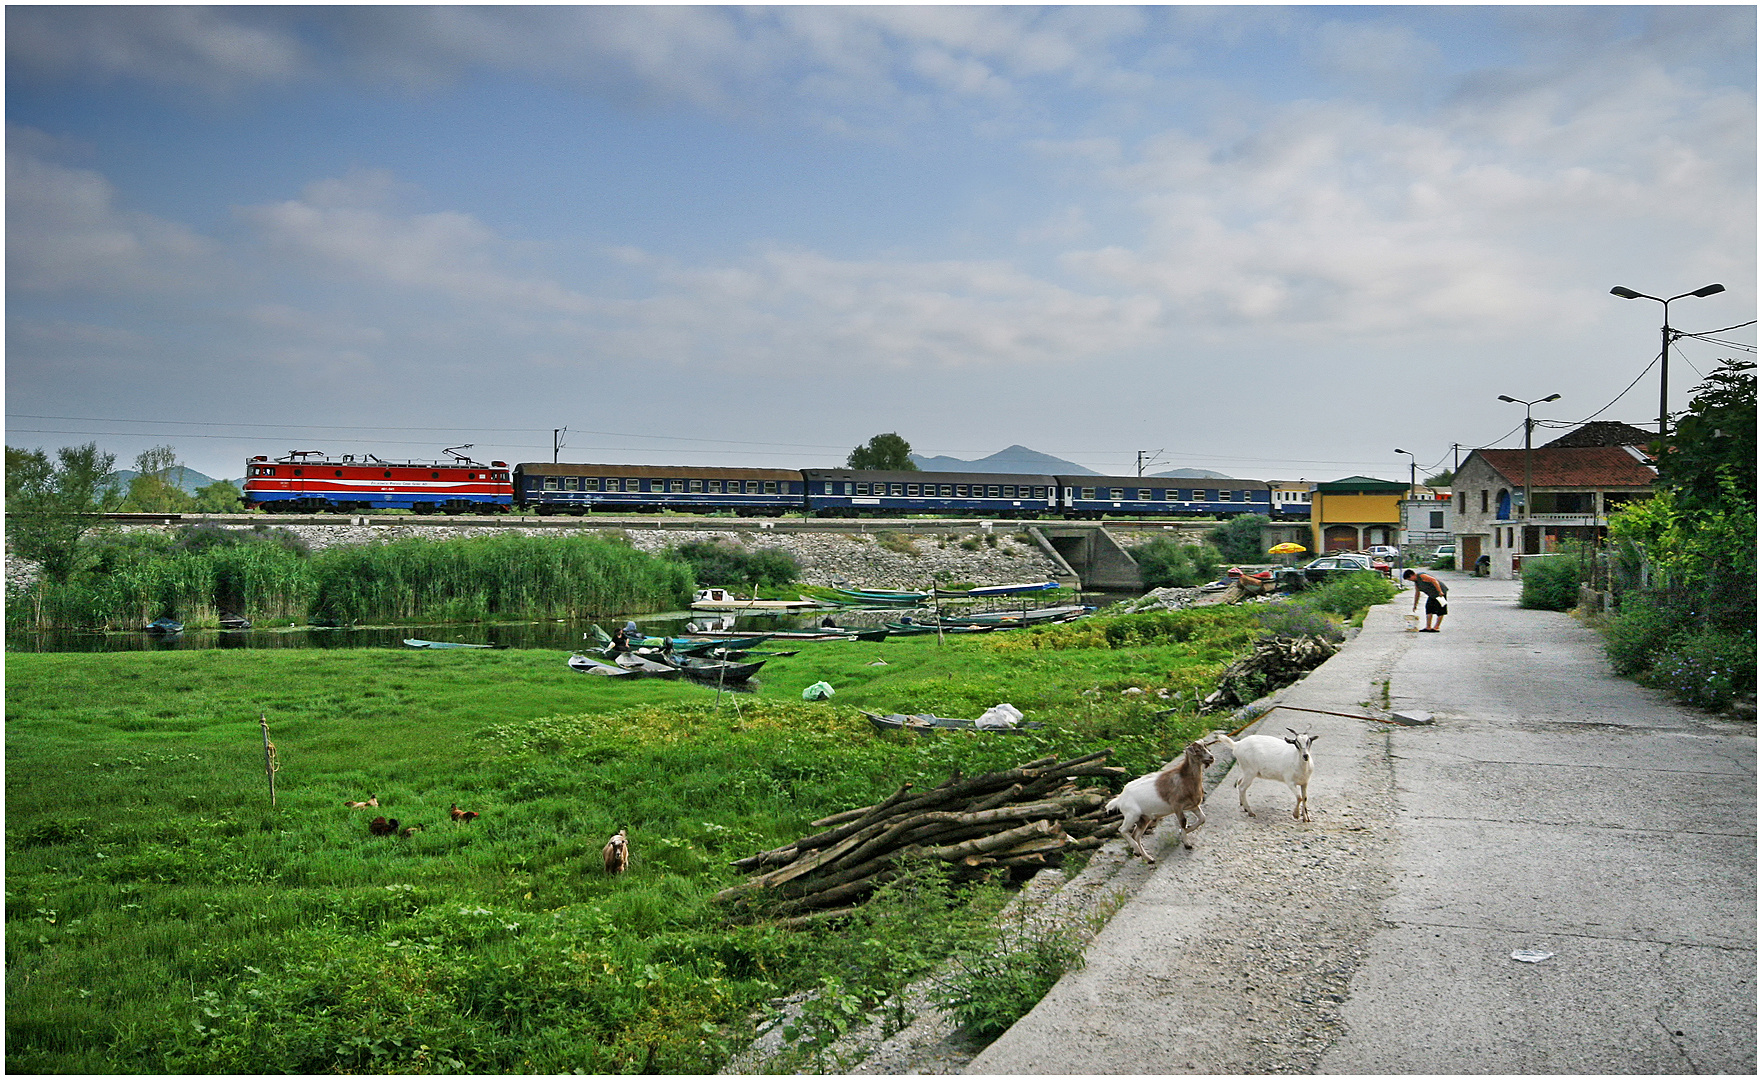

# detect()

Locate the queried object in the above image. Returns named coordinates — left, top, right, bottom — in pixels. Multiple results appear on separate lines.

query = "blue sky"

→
left=6, top=5, right=1754, bottom=483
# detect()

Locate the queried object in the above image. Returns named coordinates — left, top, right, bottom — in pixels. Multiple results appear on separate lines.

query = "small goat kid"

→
left=1211, top=728, right=1320, bottom=822
left=1104, top=740, right=1215, bottom=863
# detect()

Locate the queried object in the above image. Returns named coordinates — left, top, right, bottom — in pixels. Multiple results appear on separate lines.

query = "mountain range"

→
left=909, top=444, right=1232, bottom=479
left=108, top=467, right=233, bottom=495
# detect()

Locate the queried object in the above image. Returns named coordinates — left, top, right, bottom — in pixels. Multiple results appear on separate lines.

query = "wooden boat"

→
left=567, top=654, right=637, bottom=677
left=824, top=587, right=931, bottom=607
left=219, top=612, right=251, bottom=630
left=403, top=638, right=500, bottom=649
left=613, top=652, right=683, bottom=678
left=933, top=605, right=1091, bottom=628
left=883, top=621, right=996, bottom=635
left=146, top=617, right=184, bottom=634
left=932, top=581, right=1060, bottom=598
left=666, top=654, right=765, bottom=683
left=860, top=710, right=1043, bottom=734
left=691, top=588, right=826, bottom=611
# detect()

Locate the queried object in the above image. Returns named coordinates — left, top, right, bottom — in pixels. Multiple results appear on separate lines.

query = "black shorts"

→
left=1425, top=596, right=1448, bottom=616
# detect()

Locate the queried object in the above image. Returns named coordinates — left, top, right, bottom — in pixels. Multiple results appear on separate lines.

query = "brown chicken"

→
left=343, top=794, right=379, bottom=809
left=368, top=816, right=400, bottom=836
left=449, top=803, right=481, bottom=822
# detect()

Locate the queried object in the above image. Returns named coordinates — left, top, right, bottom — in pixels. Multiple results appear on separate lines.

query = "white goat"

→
left=1210, top=728, right=1320, bottom=822
left=1104, top=740, right=1215, bottom=863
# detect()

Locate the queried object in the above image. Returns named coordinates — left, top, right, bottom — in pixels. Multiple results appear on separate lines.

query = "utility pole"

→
left=1135, top=450, right=1165, bottom=478
left=553, top=428, right=566, bottom=464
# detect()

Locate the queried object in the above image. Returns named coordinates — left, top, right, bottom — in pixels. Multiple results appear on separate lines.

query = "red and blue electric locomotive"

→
left=242, top=448, right=512, bottom=513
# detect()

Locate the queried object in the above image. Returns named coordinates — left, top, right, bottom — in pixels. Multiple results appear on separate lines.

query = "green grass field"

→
left=7, top=613, right=1262, bottom=1073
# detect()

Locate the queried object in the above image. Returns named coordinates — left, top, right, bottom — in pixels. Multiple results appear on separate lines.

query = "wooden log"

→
left=751, top=820, right=889, bottom=888
left=787, top=781, right=919, bottom=853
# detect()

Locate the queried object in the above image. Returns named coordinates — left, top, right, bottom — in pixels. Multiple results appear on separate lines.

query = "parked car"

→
left=1365, top=545, right=1401, bottom=563
left=1295, top=553, right=1387, bottom=583
left=1432, top=544, right=1455, bottom=560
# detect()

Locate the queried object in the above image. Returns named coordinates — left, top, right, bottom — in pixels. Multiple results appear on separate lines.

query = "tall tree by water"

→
left=4, top=442, right=121, bottom=582
left=846, top=433, right=918, bottom=471
left=122, top=445, right=197, bottom=513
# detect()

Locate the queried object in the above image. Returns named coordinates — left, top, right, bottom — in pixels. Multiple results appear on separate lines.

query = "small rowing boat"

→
left=403, top=638, right=499, bottom=649
left=691, top=588, right=826, bottom=611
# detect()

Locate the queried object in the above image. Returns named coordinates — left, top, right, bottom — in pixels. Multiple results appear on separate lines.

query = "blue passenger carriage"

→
left=802, top=470, right=1059, bottom=518
left=1056, top=475, right=1272, bottom=519
left=515, top=463, right=804, bottom=515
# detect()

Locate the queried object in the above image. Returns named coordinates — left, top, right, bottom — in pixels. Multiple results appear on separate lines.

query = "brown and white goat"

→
left=1104, top=740, right=1215, bottom=863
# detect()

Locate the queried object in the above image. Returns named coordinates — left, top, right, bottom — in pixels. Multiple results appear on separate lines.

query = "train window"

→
left=707, top=480, right=721, bottom=493
left=564, top=477, right=579, bottom=491
left=764, top=481, right=778, bottom=494
left=886, top=484, right=901, bottom=496
left=690, top=479, right=703, bottom=493
left=543, top=477, right=559, bottom=490
left=986, top=485, right=1000, bottom=498
left=940, top=485, right=954, bottom=497
left=669, top=480, right=685, bottom=493
left=1110, top=488, right=1124, bottom=500
left=856, top=483, right=869, bottom=495
left=1033, top=486, right=1046, bottom=499
left=906, top=484, right=920, bottom=496
left=1081, top=487, right=1095, bottom=500
left=1138, top=489, right=1151, bottom=500
left=1220, top=490, right=1234, bottom=501
left=1000, top=485, right=1014, bottom=498
left=586, top=478, right=601, bottom=492
left=839, top=483, right=850, bottom=495
left=955, top=485, right=968, bottom=497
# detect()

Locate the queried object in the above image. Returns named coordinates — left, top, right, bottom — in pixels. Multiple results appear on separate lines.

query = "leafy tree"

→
left=846, top=433, right=918, bottom=471
left=1207, top=514, right=1271, bottom=563
left=4, top=442, right=121, bottom=581
left=1424, top=469, right=1454, bottom=487
left=670, top=540, right=800, bottom=590
left=121, top=445, right=197, bottom=513
left=193, top=479, right=244, bottom=513
left=1661, top=359, right=1755, bottom=514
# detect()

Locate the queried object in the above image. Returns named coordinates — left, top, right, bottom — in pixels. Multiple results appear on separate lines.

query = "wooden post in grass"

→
left=259, top=712, right=279, bottom=807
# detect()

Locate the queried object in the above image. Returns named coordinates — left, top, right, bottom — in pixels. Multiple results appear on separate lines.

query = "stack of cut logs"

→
left=716, top=751, right=1126, bottom=923
left=1200, top=634, right=1338, bottom=713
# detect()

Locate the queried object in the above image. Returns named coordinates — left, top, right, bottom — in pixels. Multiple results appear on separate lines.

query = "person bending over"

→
left=1403, top=569, right=1448, bottom=632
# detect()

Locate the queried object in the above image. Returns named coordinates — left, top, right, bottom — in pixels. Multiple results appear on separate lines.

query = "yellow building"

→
left=1310, top=476, right=1407, bottom=552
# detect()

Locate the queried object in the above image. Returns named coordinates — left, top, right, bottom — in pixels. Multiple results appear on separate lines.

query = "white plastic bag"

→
left=975, top=702, right=1023, bottom=730
left=802, top=681, right=835, bottom=701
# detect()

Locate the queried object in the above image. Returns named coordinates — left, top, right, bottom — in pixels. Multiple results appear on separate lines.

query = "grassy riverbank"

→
left=8, top=605, right=1280, bottom=1073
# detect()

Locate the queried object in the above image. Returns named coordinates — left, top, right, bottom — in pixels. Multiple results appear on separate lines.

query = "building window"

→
left=1430, top=510, right=1444, bottom=529
left=1481, top=490, right=1489, bottom=513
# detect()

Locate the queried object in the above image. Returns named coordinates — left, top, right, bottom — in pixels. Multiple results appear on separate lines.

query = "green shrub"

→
left=1295, top=571, right=1397, bottom=619
left=1603, top=593, right=1692, bottom=677
left=1132, top=538, right=1220, bottom=589
left=1254, top=603, right=1344, bottom=643
left=874, top=532, right=920, bottom=556
left=1519, top=555, right=1582, bottom=611
left=1207, top=514, right=1271, bottom=563
left=1431, top=555, right=1455, bottom=571
left=671, top=539, right=799, bottom=589
left=934, top=915, right=1085, bottom=1040
left=1647, top=628, right=1756, bottom=711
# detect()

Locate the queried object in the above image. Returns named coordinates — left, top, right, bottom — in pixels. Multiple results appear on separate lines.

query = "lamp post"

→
left=1498, top=394, right=1561, bottom=542
left=1393, top=448, right=1417, bottom=555
left=1609, top=283, right=1725, bottom=439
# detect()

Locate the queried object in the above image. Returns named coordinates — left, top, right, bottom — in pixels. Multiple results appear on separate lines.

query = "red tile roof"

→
left=1475, top=446, right=1657, bottom=489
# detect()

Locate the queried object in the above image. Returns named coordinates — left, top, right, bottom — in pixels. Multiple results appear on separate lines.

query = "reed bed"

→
left=7, top=533, right=692, bottom=632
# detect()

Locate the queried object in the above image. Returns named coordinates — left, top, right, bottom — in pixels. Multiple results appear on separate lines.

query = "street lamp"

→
left=1609, top=282, right=1726, bottom=439
left=1393, top=448, right=1417, bottom=497
left=1498, top=394, right=1561, bottom=531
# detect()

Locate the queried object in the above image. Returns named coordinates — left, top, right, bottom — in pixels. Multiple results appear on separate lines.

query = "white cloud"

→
left=6, top=138, right=219, bottom=295
left=6, top=6, right=304, bottom=93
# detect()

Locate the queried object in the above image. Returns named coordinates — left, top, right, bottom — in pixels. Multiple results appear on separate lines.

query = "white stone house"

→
left=1450, top=443, right=1657, bottom=580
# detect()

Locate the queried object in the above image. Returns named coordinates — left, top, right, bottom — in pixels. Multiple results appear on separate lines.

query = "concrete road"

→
left=968, top=572, right=1755, bottom=1074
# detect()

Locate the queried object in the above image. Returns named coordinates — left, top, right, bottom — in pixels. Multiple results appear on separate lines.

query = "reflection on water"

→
left=7, top=592, right=1123, bottom=653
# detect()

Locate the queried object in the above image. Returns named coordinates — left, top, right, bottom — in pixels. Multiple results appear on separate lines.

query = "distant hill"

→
left=910, top=445, right=1099, bottom=475
left=108, top=467, right=231, bottom=495
left=1152, top=467, right=1235, bottom=479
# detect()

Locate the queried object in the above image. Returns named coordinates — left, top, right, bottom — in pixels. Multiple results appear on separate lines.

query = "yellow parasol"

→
left=1269, top=542, right=1307, bottom=554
